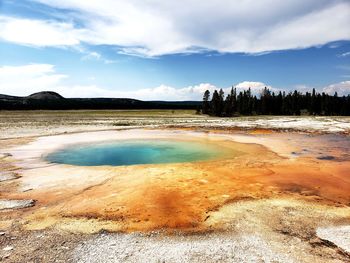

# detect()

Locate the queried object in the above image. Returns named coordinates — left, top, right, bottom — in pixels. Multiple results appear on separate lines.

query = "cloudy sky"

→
left=0, top=0, right=350, bottom=100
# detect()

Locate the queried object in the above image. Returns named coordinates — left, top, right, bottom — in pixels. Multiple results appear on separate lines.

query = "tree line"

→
left=202, top=87, right=350, bottom=116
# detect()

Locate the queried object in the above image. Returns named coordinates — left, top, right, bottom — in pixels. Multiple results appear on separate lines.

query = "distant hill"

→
left=0, top=94, right=21, bottom=100
left=27, top=91, right=64, bottom=100
left=0, top=91, right=201, bottom=110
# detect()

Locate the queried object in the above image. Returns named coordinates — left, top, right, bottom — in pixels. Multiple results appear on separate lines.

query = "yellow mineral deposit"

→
left=1, top=129, right=349, bottom=234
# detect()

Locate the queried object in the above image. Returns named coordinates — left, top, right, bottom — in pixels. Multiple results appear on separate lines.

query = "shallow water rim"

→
left=9, top=129, right=274, bottom=169
left=43, top=137, right=241, bottom=167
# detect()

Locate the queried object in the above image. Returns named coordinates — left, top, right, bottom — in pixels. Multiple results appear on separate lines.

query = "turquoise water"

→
left=45, top=140, right=227, bottom=166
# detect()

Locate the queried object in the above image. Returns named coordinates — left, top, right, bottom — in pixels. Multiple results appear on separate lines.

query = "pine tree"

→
left=201, top=87, right=349, bottom=117
left=202, top=90, right=211, bottom=114
left=311, top=88, right=316, bottom=115
left=218, top=89, right=225, bottom=115
left=211, top=90, right=221, bottom=116
left=231, top=87, right=237, bottom=113
left=224, top=94, right=232, bottom=116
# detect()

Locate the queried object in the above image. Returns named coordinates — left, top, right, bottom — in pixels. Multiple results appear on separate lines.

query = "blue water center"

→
left=45, top=139, right=230, bottom=166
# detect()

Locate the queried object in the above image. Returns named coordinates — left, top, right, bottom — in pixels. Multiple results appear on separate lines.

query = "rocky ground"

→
left=72, top=197, right=350, bottom=263
left=1, top=198, right=349, bottom=262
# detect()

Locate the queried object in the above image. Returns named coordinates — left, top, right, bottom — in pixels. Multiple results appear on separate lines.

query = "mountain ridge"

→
left=0, top=91, right=201, bottom=110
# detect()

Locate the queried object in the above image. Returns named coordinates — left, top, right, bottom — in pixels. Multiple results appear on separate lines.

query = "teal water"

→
left=45, top=140, right=227, bottom=166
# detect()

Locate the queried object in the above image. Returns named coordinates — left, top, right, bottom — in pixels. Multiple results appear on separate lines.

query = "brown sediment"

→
left=0, top=130, right=349, bottom=234
left=248, top=128, right=274, bottom=134
left=0, top=137, right=34, bottom=149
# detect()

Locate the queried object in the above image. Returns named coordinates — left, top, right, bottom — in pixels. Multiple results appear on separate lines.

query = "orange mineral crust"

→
left=1, top=130, right=349, bottom=233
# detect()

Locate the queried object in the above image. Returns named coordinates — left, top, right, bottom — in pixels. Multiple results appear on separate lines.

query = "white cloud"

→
left=126, top=84, right=218, bottom=101
left=322, top=81, right=350, bottom=96
left=338, top=51, right=350, bottom=57
left=81, top=51, right=101, bottom=61
left=0, top=66, right=217, bottom=100
left=1, top=64, right=349, bottom=100
left=55, top=82, right=274, bottom=100
left=1, top=0, right=349, bottom=56
left=70, top=85, right=198, bottom=100
left=235, top=81, right=276, bottom=93
left=0, top=64, right=270, bottom=100
left=0, top=16, right=81, bottom=47
left=78, top=48, right=118, bottom=64
left=293, top=81, right=350, bottom=96
left=0, top=64, right=67, bottom=95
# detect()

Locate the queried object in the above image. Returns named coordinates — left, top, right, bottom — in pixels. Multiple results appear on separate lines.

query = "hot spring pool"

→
left=45, top=139, right=231, bottom=166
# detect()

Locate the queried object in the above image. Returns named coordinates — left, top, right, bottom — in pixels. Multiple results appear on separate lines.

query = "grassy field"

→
left=0, top=109, right=198, bottom=117
left=1, top=110, right=349, bottom=139
left=0, top=110, right=201, bottom=139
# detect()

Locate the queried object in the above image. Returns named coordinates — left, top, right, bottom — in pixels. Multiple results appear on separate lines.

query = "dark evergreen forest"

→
left=202, top=87, right=350, bottom=116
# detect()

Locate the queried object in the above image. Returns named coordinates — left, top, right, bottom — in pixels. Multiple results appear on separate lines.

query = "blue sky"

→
left=0, top=0, right=350, bottom=100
